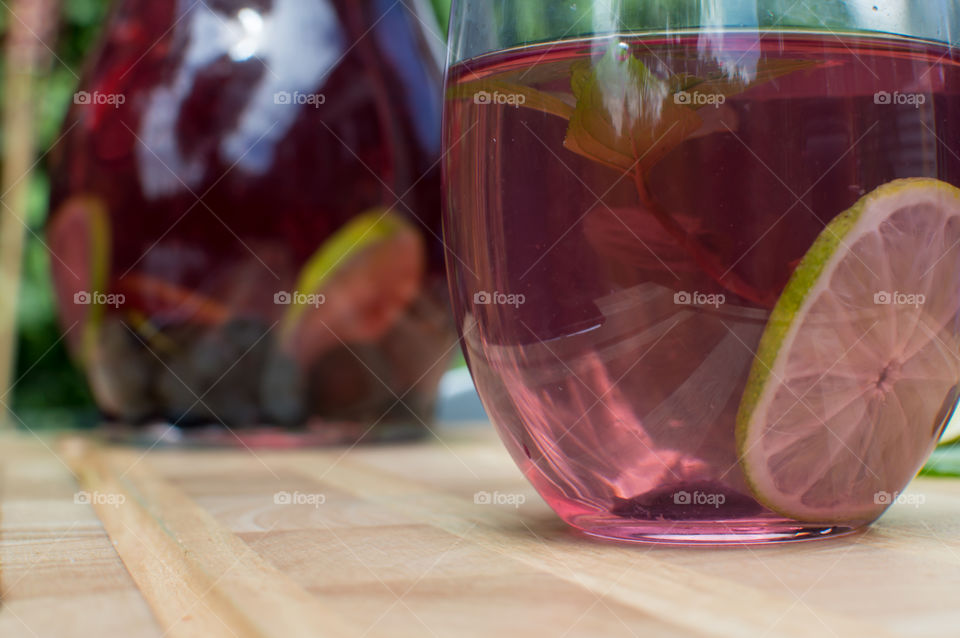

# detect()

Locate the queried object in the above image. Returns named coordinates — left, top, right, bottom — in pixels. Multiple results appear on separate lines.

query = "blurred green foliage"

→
left=920, top=444, right=960, bottom=477
left=9, top=0, right=455, bottom=424
left=431, top=0, right=451, bottom=31
left=11, top=0, right=108, bottom=425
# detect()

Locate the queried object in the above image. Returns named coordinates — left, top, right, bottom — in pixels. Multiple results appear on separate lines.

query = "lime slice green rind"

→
left=737, top=178, right=960, bottom=522
left=280, top=208, right=413, bottom=338
left=85, top=198, right=112, bottom=352
left=55, top=196, right=112, bottom=365
left=734, top=190, right=863, bottom=454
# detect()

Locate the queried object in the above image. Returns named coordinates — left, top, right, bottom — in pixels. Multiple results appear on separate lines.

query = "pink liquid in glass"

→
left=442, top=32, right=960, bottom=543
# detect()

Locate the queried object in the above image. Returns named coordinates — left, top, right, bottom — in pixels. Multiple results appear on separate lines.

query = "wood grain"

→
left=0, top=428, right=958, bottom=637
left=59, top=438, right=358, bottom=638
left=0, top=434, right=160, bottom=638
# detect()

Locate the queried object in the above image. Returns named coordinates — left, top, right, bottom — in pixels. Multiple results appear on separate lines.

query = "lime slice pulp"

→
left=279, top=208, right=425, bottom=363
left=738, top=178, right=960, bottom=523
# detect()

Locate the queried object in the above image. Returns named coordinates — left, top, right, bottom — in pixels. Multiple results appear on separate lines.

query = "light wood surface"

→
left=1, top=426, right=959, bottom=638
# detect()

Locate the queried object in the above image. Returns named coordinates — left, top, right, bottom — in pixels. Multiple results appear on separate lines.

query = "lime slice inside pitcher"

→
left=48, top=196, right=112, bottom=362
left=737, top=179, right=960, bottom=522
left=280, top=208, right=425, bottom=353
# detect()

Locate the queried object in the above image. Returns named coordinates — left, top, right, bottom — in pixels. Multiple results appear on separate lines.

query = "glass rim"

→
left=445, top=1, right=960, bottom=65
left=447, top=26, right=955, bottom=68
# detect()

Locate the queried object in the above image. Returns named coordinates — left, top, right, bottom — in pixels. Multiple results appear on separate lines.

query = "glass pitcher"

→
left=49, top=0, right=455, bottom=445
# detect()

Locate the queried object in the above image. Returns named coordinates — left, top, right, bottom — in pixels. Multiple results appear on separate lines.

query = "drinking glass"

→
left=49, top=0, right=454, bottom=445
left=442, top=0, right=960, bottom=543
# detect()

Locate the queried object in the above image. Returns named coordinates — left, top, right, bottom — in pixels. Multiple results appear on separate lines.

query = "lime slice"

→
left=48, top=195, right=112, bottom=363
left=280, top=208, right=424, bottom=357
left=737, top=178, right=960, bottom=523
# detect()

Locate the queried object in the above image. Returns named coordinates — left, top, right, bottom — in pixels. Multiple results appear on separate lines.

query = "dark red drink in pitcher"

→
left=48, top=0, right=454, bottom=444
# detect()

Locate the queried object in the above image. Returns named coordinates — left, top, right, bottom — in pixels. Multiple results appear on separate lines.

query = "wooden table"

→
left=1, top=426, right=958, bottom=638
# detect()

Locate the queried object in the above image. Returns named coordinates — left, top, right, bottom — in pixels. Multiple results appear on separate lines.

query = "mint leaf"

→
left=564, top=46, right=701, bottom=172
left=564, top=45, right=820, bottom=174
left=563, top=44, right=822, bottom=307
left=670, top=57, right=821, bottom=100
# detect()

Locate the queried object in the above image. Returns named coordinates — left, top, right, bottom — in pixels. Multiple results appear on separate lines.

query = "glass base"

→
left=99, top=420, right=430, bottom=448
left=572, top=515, right=866, bottom=546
